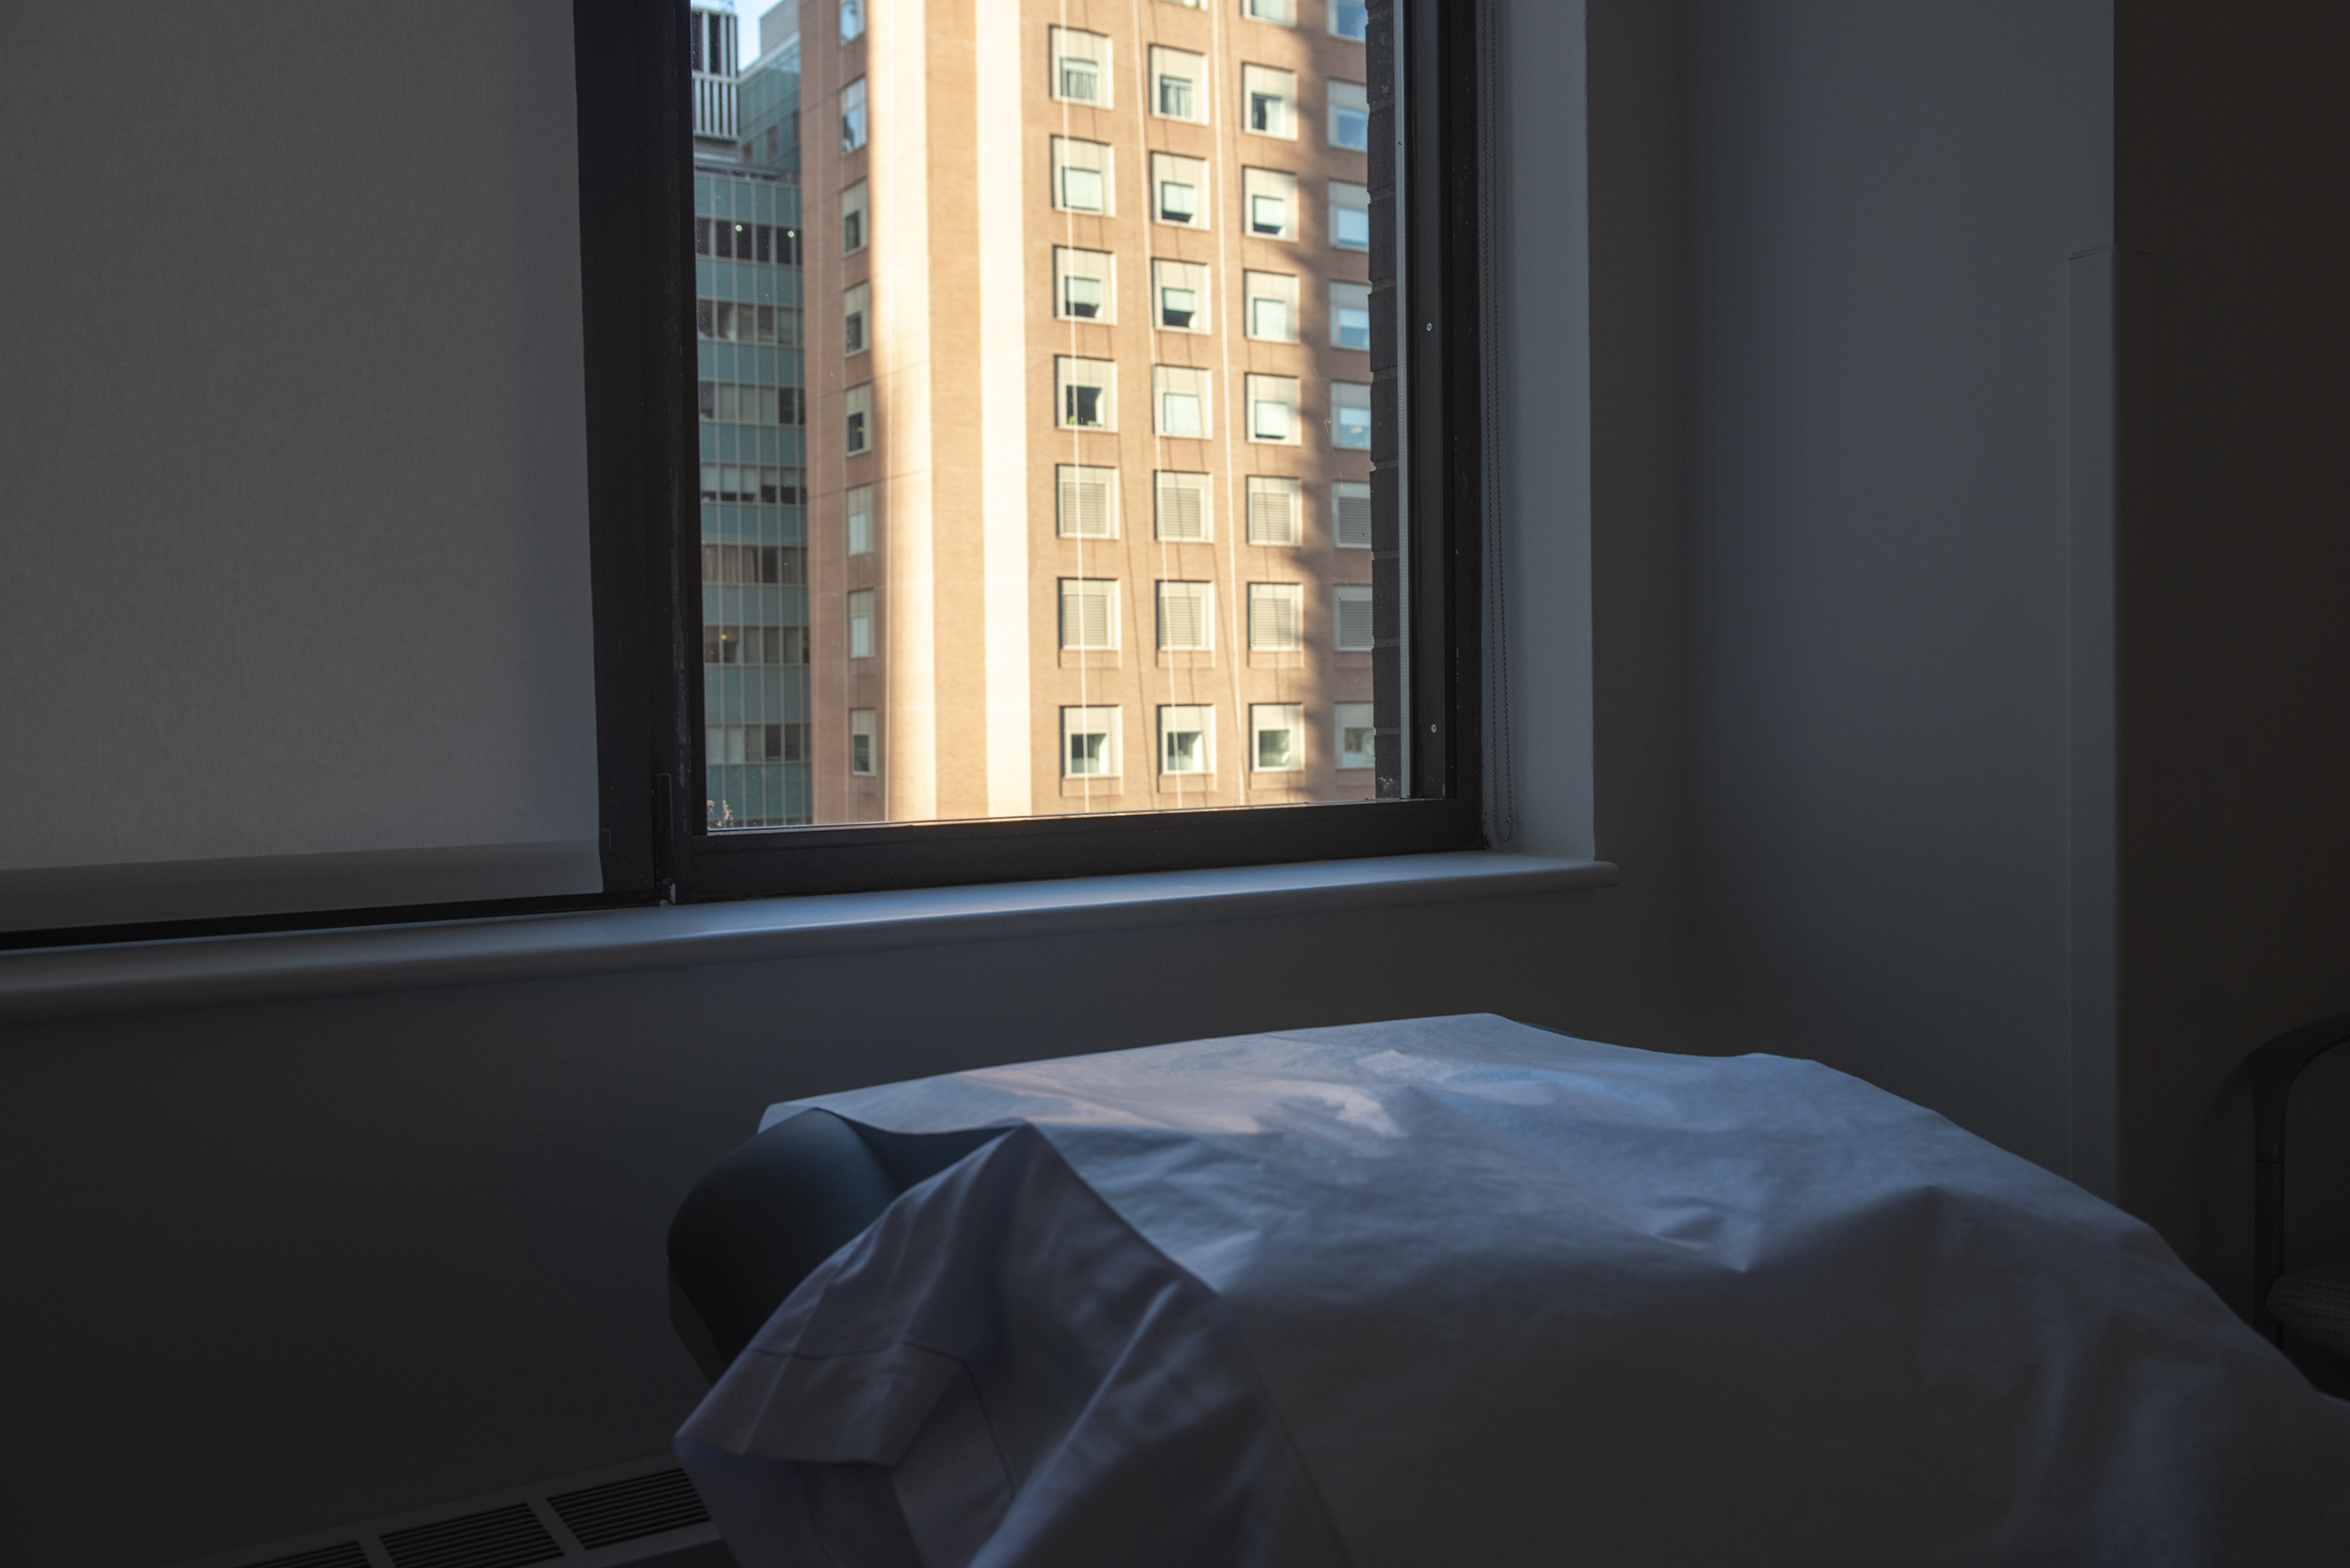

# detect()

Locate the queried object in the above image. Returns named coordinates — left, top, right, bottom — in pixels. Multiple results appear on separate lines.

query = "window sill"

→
left=0, top=852, right=1616, bottom=1024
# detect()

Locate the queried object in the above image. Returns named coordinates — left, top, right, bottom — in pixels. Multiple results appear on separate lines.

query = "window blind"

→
left=1060, top=580, right=1117, bottom=649
left=1247, top=478, right=1301, bottom=544
left=1248, top=583, right=1301, bottom=650
left=1156, top=473, right=1210, bottom=540
left=1158, top=582, right=1212, bottom=650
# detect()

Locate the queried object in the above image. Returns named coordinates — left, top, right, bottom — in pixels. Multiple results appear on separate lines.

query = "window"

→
left=1055, top=247, right=1114, bottom=321
left=1247, top=582, right=1302, bottom=650
left=1160, top=705, right=1213, bottom=775
left=1152, top=259, right=1209, bottom=333
left=1062, top=707, right=1120, bottom=776
left=1329, top=0, right=1368, bottom=41
left=1243, top=65, right=1296, bottom=138
left=1331, top=381, right=1371, bottom=449
left=707, top=723, right=807, bottom=765
left=841, top=180, right=868, bottom=253
left=1244, top=0, right=1292, bottom=24
left=1157, top=580, right=1213, bottom=650
left=1154, top=365, right=1211, bottom=438
left=840, top=77, right=868, bottom=152
left=1059, top=578, right=1118, bottom=650
left=839, top=0, right=865, bottom=43
left=850, top=709, right=876, bottom=774
left=1329, top=180, right=1370, bottom=250
left=846, top=483, right=875, bottom=555
left=1329, top=82, right=1369, bottom=151
left=1050, top=27, right=1108, bottom=105
left=1246, top=374, right=1300, bottom=444
left=1151, top=46, right=1204, bottom=121
left=1332, top=480, right=1371, bottom=548
left=844, top=382, right=873, bottom=453
left=1155, top=470, right=1211, bottom=541
left=1336, top=702, right=1374, bottom=768
left=1053, top=137, right=1110, bottom=213
left=1246, top=271, right=1298, bottom=341
left=1058, top=464, right=1117, bottom=538
left=842, top=283, right=870, bottom=354
left=1334, top=584, right=1373, bottom=651
left=1056, top=356, right=1115, bottom=429
left=1246, top=475, right=1301, bottom=544
left=848, top=589, right=876, bottom=658
left=1152, top=152, right=1207, bottom=227
left=1243, top=167, right=1296, bottom=240
left=1330, top=280, right=1371, bottom=350
left=1250, top=703, right=1303, bottom=771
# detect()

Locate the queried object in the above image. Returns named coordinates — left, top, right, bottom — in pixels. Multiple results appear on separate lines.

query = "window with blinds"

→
left=1246, top=475, right=1301, bottom=545
left=1331, top=380, right=1371, bottom=449
left=1247, top=581, right=1301, bottom=650
left=1242, top=64, right=1296, bottom=138
left=1334, top=583, right=1373, bottom=651
left=1155, top=471, right=1211, bottom=540
left=1059, top=578, right=1118, bottom=650
left=1333, top=480, right=1371, bottom=547
left=1058, top=465, right=1117, bottom=538
left=1157, top=580, right=1213, bottom=650
left=1050, top=27, right=1109, bottom=105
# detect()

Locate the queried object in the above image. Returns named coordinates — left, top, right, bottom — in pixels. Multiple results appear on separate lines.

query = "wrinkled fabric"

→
left=680, top=1014, right=2350, bottom=1566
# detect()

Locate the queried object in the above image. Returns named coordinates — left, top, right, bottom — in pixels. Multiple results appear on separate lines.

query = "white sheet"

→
left=678, top=1015, right=2350, bottom=1566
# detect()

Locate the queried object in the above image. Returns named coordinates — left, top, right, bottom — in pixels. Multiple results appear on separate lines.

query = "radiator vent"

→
left=245, top=1546, right=370, bottom=1568
left=380, top=1503, right=564, bottom=1568
left=550, top=1469, right=711, bottom=1549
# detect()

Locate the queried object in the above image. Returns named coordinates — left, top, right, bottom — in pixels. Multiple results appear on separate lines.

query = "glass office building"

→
left=696, top=10, right=809, bottom=826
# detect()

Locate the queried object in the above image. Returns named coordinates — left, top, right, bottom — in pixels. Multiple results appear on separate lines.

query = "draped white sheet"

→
left=679, top=1015, right=2350, bottom=1566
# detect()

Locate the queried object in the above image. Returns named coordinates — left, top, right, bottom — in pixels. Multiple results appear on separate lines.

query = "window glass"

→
left=1243, top=65, right=1295, bottom=138
left=842, top=283, right=870, bottom=353
left=1329, top=180, right=1370, bottom=250
left=1059, top=579, right=1118, bottom=650
left=1055, top=246, right=1114, bottom=321
left=850, top=709, right=876, bottom=774
left=1152, top=259, right=1209, bottom=332
left=1335, top=702, right=1374, bottom=767
left=840, top=0, right=865, bottom=42
left=1152, top=151, right=1207, bottom=227
left=848, top=589, right=876, bottom=658
left=1154, top=365, right=1211, bottom=438
left=1246, top=271, right=1298, bottom=341
left=1051, top=28, right=1109, bottom=105
left=1243, top=167, right=1296, bottom=240
left=1251, top=702, right=1303, bottom=771
left=844, top=382, right=873, bottom=452
left=1248, top=583, right=1302, bottom=651
left=1160, top=705, right=1213, bottom=774
left=1244, top=0, right=1293, bottom=24
left=1151, top=46, right=1205, bottom=121
left=1054, top=137, right=1110, bottom=212
left=840, top=77, right=868, bottom=151
left=847, top=484, right=875, bottom=555
left=1329, top=1, right=1369, bottom=41
left=1329, top=280, right=1371, bottom=350
left=1328, top=82, right=1369, bottom=150
left=1331, top=381, right=1371, bottom=449
left=1056, top=356, right=1116, bottom=429
left=1332, top=480, right=1371, bottom=548
left=841, top=180, right=868, bottom=252
left=1334, top=584, right=1373, bottom=651
left=1062, top=707, right=1120, bottom=776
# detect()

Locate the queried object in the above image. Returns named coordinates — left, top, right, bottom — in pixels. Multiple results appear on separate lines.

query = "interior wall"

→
left=1680, top=0, right=2113, bottom=1176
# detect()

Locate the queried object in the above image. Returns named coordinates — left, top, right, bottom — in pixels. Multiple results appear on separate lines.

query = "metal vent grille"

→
left=547, top=1468, right=711, bottom=1550
left=244, top=1547, right=370, bottom=1568
left=379, top=1503, right=563, bottom=1568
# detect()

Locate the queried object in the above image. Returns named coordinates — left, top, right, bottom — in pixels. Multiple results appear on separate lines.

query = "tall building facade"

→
left=798, top=0, right=1378, bottom=825
left=695, top=6, right=814, bottom=827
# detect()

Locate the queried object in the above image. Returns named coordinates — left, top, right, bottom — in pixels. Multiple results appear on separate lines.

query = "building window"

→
left=1331, top=381, right=1371, bottom=449
left=1244, top=0, right=1293, bottom=24
left=846, top=483, right=875, bottom=555
left=1059, top=578, right=1118, bottom=650
left=1242, top=65, right=1296, bottom=138
left=1058, top=464, right=1117, bottom=538
left=1247, top=582, right=1302, bottom=651
left=1160, top=705, right=1213, bottom=775
left=844, top=382, right=873, bottom=453
left=1062, top=707, right=1120, bottom=777
left=1154, top=365, right=1211, bottom=438
left=841, top=180, right=868, bottom=253
left=1155, top=470, right=1211, bottom=541
left=839, top=0, right=865, bottom=43
left=1336, top=702, right=1374, bottom=767
left=1329, top=0, right=1368, bottom=41
left=1329, top=180, right=1370, bottom=250
left=1157, top=580, right=1214, bottom=650
left=1330, top=280, right=1371, bottom=350
left=840, top=77, right=868, bottom=152
left=1329, top=81, right=1369, bottom=150
left=1243, top=167, right=1296, bottom=240
left=1245, top=271, right=1298, bottom=341
left=1246, top=374, right=1300, bottom=444
left=1055, top=356, right=1115, bottom=429
left=842, top=283, right=870, bottom=354
left=1152, top=259, right=1209, bottom=332
left=1054, top=246, right=1114, bottom=321
left=1332, top=480, right=1371, bottom=548
left=850, top=708, right=876, bottom=774
left=699, top=462, right=807, bottom=504
left=1050, top=27, right=1108, bottom=105
left=707, top=723, right=807, bottom=764
left=1053, top=137, right=1110, bottom=213
left=1151, top=46, right=1205, bottom=121
left=1246, top=475, right=1301, bottom=544
left=1152, top=152, right=1207, bottom=227
left=848, top=588, right=876, bottom=658
left=1250, top=702, right=1303, bottom=771
left=1334, top=583, right=1373, bottom=651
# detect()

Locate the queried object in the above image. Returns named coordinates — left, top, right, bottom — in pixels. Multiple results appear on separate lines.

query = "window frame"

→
left=623, top=0, right=1480, bottom=903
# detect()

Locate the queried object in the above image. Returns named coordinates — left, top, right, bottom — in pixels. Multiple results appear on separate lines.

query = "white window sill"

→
left=0, top=851, right=1616, bottom=1023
